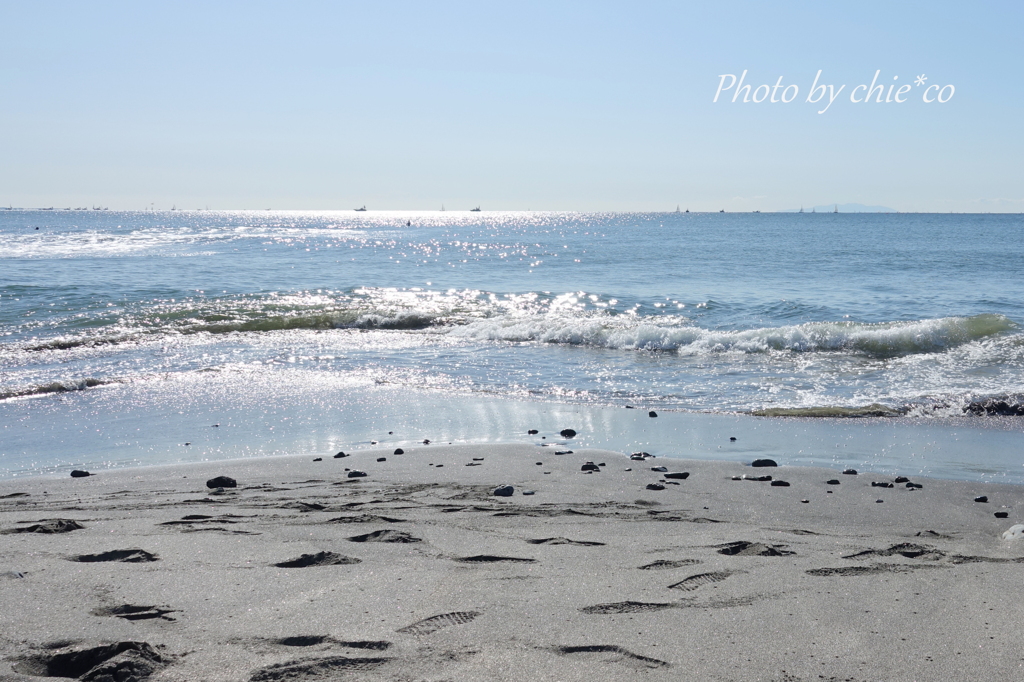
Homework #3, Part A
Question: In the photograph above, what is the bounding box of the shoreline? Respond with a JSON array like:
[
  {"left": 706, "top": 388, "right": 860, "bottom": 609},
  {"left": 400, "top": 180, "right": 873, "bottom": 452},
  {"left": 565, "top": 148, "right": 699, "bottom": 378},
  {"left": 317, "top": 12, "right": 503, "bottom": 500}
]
[{"left": 3, "top": 443, "right": 1024, "bottom": 681}]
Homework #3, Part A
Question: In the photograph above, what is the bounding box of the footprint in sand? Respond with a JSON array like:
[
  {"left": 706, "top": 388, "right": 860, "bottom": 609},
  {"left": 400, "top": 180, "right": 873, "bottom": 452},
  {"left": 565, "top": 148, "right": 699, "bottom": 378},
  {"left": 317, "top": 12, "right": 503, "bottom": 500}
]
[{"left": 397, "top": 611, "right": 481, "bottom": 635}]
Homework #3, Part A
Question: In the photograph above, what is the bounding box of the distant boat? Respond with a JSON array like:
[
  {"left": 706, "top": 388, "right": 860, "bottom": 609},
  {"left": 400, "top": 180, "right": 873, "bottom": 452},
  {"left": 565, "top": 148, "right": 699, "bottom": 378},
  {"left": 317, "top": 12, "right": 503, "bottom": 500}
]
[
  {"left": 799, "top": 206, "right": 804, "bottom": 213},
  {"left": 171, "top": 205, "right": 176, "bottom": 211},
  {"left": 811, "top": 207, "right": 816, "bottom": 213},
  {"left": 675, "top": 205, "right": 680, "bottom": 213},
  {"left": 354, "top": 206, "right": 367, "bottom": 212},
  {"left": 834, "top": 204, "right": 838, "bottom": 213},
  {"left": 719, "top": 209, "right": 725, "bottom": 213},
  {"left": 441, "top": 205, "right": 445, "bottom": 211},
  {"left": 470, "top": 206, "right": 481, "bottom": 212},
  {"left": 685, "top": 209, "right": 689, "bottom": 213}
]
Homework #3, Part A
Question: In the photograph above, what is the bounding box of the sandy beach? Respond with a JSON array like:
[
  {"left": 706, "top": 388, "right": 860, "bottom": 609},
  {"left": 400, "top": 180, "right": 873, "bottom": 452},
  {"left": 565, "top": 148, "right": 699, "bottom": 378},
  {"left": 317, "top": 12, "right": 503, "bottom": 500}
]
[{"left": 3, "top": 439, "right": 1024, "bottom": 681}]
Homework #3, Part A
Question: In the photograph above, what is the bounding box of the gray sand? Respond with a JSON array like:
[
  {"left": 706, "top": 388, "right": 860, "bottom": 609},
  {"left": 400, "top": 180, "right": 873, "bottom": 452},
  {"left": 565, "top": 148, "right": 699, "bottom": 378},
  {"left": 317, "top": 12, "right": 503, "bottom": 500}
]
[{"left": 2, "top": 444, "right": 1023, "bottom": 681}]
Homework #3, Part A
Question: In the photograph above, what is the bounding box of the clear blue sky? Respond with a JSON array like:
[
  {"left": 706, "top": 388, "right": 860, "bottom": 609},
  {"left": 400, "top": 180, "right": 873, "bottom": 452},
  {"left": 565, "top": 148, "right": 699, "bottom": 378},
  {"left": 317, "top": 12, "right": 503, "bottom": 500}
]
[{"left": 1, "top": 1, "right": 1020, "bottom": 211}]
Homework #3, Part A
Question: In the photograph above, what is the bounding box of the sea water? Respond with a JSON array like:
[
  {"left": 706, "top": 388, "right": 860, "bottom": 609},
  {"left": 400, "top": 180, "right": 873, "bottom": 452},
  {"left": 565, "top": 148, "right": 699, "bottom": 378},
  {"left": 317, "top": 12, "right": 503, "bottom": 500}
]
[{"left": 2, "top": 210, "right": 1023, "bottom": 480}]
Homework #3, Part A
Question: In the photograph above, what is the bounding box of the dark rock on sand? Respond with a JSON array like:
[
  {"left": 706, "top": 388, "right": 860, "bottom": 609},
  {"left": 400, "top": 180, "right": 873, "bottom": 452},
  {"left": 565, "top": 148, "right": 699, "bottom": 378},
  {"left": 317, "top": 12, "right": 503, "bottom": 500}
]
[
  {"left": 313, "top": 457, "right": 322, "bottom": 461},
  {"left": 730, "top": 436, "right": 737, "bottom": 441},
  {"left": 906, "top": 481, "right": 923, "bottom": 489},
  {"left": 334, "top": 451, "right": 348, "bottom": 458},
  {"left": 895, "top": 476, "right": 910, "bottom": 483},
  {"left": 528, "top": 429, "right": 539, "bottom": 434},
  {"left": 493, "top": 485, "right": 514, "bottom": 497},
  {"left": 581, "top": 462, "right": 600, "bottom": 472},
  {"left": 872, "top": 482, "right": 894, "bottom": 488},
  {"left": 826, "top": 479, "right": 841, "bottom": 485},
  {"left": 770, "top": 480, "right": 791, "bottom": 487},
  {"left": 651, "top": 466, "right": 668, "bottom": 472},
  {"left": 995, "top": 511, "right": 1009, "bottom": 518},
  {"left": 70, "top": 470, "right": 91, "bottom": 478},
  {"left": 843, "top": 468, "right": 858, "bottom": 475},
  {"left": 72, "top": 549, "right": 158, "bottom": 563},
  {"left": 394, "top": 448, "right": 404, "bottom": 454},
  {"left": 646, "top": 483, "right": 666, "bottom": 491},
  {"left": 206, "top": 476, "right": 236, "bottom": 489},
  {"left": 560, "top": 428, "right": 577, "bottom": 439},
  {"left": 743, "top": 475, "right": 772, "bottom": 482},
  {"left": 649, "top": 411, "right": 658, "bottom": 418},
  {"left": 664, "top": 472, "right": 690, "bottom": 480},
  {"left": 376, "top": 457, "right": 387, "bottom": 462},
  {"left": 347, "top": 470, "right": 368, "bottom": 478},
  {"left": 751, "top": 459, "right": 778, "bottom": 467},
  {"left": 975, "top": 496, "right": 989, "bottom": 503}
]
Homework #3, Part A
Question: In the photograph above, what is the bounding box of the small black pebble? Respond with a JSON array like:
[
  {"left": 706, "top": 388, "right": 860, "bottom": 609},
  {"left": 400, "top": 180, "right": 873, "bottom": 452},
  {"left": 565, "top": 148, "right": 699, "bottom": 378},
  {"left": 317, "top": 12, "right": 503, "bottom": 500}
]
[
  {"left": 536, "top": 462, "right": 543, "bottom": 465},
  {"left": 876, "top": 499, "right": 884, "bottom": 503},
  {"left": 206, "top": 476, "right": 236, "bottom": 488},
  {"left": 729, "top": 436, "right": 737, "bottom": 441},
  {"left": 648, "top": 411, "right": 658, "bottom": 418},
  {"left": 995, "top": 511, "right": 1009, "bottom": 518},
  {"left": 975, "top": 496, "right": 989, "bottom": 503},
  {"left": 895, "top": 476, "right": 910, "bottom": 483},
  {"left": 581, "top": 462, "right": 600, "bottom": 472},
  {"left": 435, "top": 464, "right": 443, "bottom": 468},
  {"left": 70, "top": 470, "right": 91, "bottom": 478},
  {"left": 423, "top": 439, "right": 431, "bottom": 444},
  {"left": 770, "top": 480, "right": 790, "bottom": 487},
  {"left": 843, "top": 469, "right": 858, "bottom": 475},
  {"left": 394, "top": 448, "right": 404, "bottom": 455},
  {"left": 388, "top": 431, "right": 393, "bottom": 434},
  {"left": 598, "top": 462, "right": 606, "bottom": 466},
  {"left": 664, "top": 472, "right": 689, "bottom": 480},
  {"left": 871, "top": 482, "right": 894, "bottom": 488},
  {"left": 472, "top": 457, "right": 484, "bottom": 461},
  {"left": 184, "top": 442, "right": 191, "bottom": 446},
  {"left": 370, "top": 441, "right": 377, "bottom": 445},
  {"left": 528, "top": 429, "right": 538, "bottom": 434},
  {"left": 334, "top": 452, "right": 348, "bottom": 458},
  {"left": 751, "top": 458, "right": 778, "bottom": 467},
  {"left": 313, "top": 457, "right": 322, "bottom": 462},
  {"left": 376, "top": 457, "right": 386, "bottom": 462},
  {"left": 826, "top": 479, "right": 840, "bottom": 485},
  {"left": 801, "top": 499, "right": 809, "bottom": 503},
  {"left": 646, "top": 483, "right": 665, "bottom": 491},
  {"left": 347, "top": 470, "right": 367, "bottom": 478},
  {"left": 906, "top": 482, "right": 923, "bottom": 489},
  {"left": 560, "top": 429, "right": 577, "bottom": 439}
]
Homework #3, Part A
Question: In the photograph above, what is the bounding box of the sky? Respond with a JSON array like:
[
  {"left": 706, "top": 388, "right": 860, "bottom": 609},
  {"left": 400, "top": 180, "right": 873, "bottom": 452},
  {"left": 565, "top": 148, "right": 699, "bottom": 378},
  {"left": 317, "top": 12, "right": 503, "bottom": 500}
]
[{"left": 1, "top": 1, "right": 1021, "bottom": 212}]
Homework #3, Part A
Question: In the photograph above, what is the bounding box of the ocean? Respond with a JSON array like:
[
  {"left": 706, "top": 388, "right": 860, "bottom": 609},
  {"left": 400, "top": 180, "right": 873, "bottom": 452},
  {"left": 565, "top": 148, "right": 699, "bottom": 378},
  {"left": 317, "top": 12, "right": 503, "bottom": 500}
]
[{"left": 2, "top": 210, "right": 1023, "bottom": 480}]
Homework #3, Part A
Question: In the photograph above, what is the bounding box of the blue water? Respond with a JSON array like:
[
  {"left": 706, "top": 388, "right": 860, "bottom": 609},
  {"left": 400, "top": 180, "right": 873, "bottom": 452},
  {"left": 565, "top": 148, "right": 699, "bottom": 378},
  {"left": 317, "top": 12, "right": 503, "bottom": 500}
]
[{"left": 2, "top": 210, "right": 1024, "bottom": 478}]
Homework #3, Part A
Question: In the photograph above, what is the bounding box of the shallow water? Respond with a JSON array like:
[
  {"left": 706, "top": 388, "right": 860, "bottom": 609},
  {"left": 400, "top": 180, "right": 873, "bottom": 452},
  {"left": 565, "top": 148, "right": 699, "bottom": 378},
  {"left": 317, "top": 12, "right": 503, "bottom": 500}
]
[{"left": 2, "top": 210, "right": 1023, "bottom": 479}]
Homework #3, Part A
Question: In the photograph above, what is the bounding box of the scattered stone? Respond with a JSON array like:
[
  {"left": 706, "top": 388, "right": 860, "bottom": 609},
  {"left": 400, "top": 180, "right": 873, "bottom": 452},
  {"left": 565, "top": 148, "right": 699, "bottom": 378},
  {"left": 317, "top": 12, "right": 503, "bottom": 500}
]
[
  {"left": 472, "top": 457, "right": 484, "bottom": 461},
  {"left": 598, "top": 462, "right": 606, "bottom": 467},
  {"left": 625, "top": 468, "right": 632, "bottom": 471},
  {"left": 664, "top": 472, "right": 689, "bottom": 480},
  {"left": 894, "top": 476, "right": 910, "bottom": 483},
  {"left": 376, "top": 457, "right": 387, "bottom": 462},
  {"left": 435, "top": 464, "right": 443, "bottom": 467},
  {"left": 528, "top": 429, "right": 539, "bottom": 434},
  {"left": 648, "top": 411, "right": 658, "bottom": 418},
  {"left": 536, "top": 462, "right": 543, "bottom": 465},
  {"left": 743, "top": 475, "right": 772, "bottom": 482},
  {"left": 995, "top": 511, "right": 1009, "bottom": 519},
  {"left": 906, "top": 482, "right": 923, "bottom": 489},
  {"left": 347, "top": 529, "right": 421, "bottom": 543},
  {"left": 560, "top": 428, "right": 577, "bottom": 439},
  {"left": 646, "top": 484, "right": 665, "bottom": 491},
  {"left": 770, "top": 480, "right": 791, "bottom": 487},
  {"left": 423, "top": 439, "right": 431, "bottom": 444},
  {"left": 581, "top": 462, "right": 600, "bottom": 472},
  {"left": 522, "top": 490, "right": 536, "bottom": 496},
  {"left": 313, "top": 457, "right": 322, "bottom": 461},
  {"left": 70, "top": 470, "right": 91, "bottom": 478},
  {"left": 843, "top": 468, "right": 858, "bottom": 475},
  {"left": 334, "top": 452, "right": 348, "bottom": 458},
  {"left": 871, "top": 482, "right": 894, "bottom": 488},
  {"left": 729, "top": 436, "right": 737, "bottom": 441},
  {"left": 555, "top": 450, "right": 573, "bottom": 455},
  {"left": 465, "top": 462, "right": 481, "bottom": 467},
  {"left": 347, "top": 470, "right": 368, "bottom": 478},
  {"left": 275, "top": 551, "right": 361, "bottom": 567},
  {"left": 975, "top": 496, "right": 989, "bottom": 503},
  {"left": 394, "top": 448, "right": 404, "bottom": 455},
  {"left": 826, "top": 479, "right": 840, "bottom": 485},
  {"left": 206, "top": 476, "right": 236, "bottom": 489},
  {"left": 651, "top": 466, "right": 668, "bottom": 472},
  {"left": 751, "top": 459, "right": 778, "bottom": 467},
  {"left": 493, "top": 485, "right": 514, "bottom": 497},
  {"left": 801, "top": 499, "right": 809, "bottom": 503},
  {"left": 876, "top": 499, "right": 884, "bottom": 503}
]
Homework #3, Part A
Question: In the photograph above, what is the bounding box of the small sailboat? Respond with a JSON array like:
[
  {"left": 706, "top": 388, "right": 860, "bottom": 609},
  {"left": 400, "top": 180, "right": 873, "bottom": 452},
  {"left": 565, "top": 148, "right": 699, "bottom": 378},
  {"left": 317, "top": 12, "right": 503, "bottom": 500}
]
[
  {"left": 441, "top": 204, "right": 445, "bottom": 211},
  {"left": 811, "top": 207, "right": 816, "bottom": 213},
  {"left": 834, "top": 204, "right": 838, "bottom": 213},
  {"left": 799, "top": 206, "right": 804, "bottom": 213},
  {"left": 354, "top": 206, "right": 367, "bottom": 211},
  {"left": 675, "top": 205, "right": 680, "bottom": 213},
  {"left": 470, "top": 206, "right": 481, "bottom": 212}
]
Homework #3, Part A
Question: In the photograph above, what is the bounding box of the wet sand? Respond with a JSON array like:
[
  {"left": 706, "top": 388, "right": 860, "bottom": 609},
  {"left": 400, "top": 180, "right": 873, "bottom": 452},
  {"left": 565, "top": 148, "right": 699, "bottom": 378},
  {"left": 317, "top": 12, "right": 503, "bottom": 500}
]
[{"left": 3, "top": 442, "right": 1024, "bottom": 681}]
